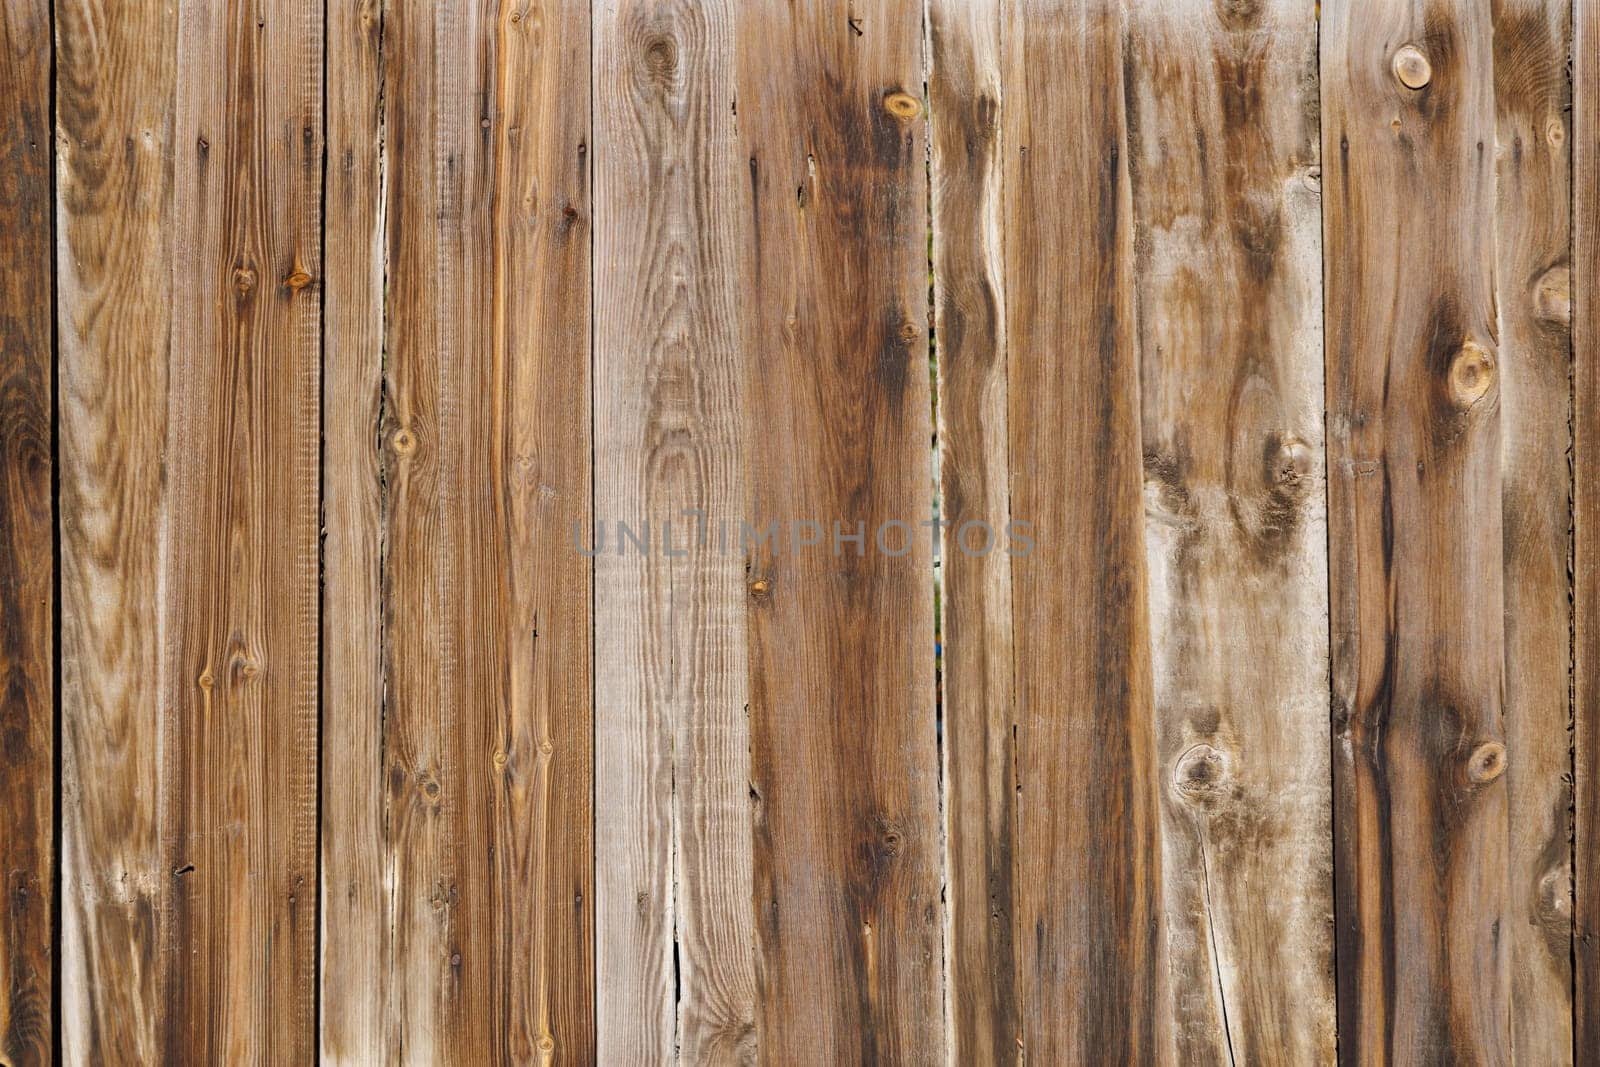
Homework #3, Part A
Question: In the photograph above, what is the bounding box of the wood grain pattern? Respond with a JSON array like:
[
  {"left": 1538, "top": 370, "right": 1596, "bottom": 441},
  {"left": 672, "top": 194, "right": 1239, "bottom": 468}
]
[
  {"left": 0, "top": 0, "right": 53, "bottom": 1060},
  {"left": 1576, "top": 1, "right": 1600, "bottom": 1060},
  {"left": 320, "top": 0, "right": 387, "bottom": 1058},
  {"left": 736, "top": 2, "right": 945, "bottom": 1060},
  {"left": 1124, "top": 0, "right": 1333, "bottom": 1061},
  {"left": 1491, "top": 1, "right": 1575, "bottom": 1062},
  {"left": 379, "top": 0, "right": 592, "bottom": 1060},
  {"left": 1002, "top": 1, "right": 1166, "bottom": 1060},
  {"left": 593, "top": 1, "right": 757, "bottom": 1063},
  {"left": 926, "top": 0, "right": 1016, "bottom": 1061},
  {"left": 1322, "top": 1, "right": 1510, "bottom": 1061},
  {"left": 56, "top": 0, "right": 176, "bottom": 1056}
]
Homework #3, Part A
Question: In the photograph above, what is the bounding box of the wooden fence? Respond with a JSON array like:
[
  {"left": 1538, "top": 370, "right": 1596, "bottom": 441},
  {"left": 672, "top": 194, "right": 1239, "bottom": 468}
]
[{"left": 1, "top": 0, "right": 1598, "bottom": 1062}]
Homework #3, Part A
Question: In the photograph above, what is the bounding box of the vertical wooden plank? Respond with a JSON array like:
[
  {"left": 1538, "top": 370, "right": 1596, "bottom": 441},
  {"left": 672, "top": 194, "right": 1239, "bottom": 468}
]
[
  {"left": 1002, "top": 1, "right": 1166, "bottom": 1060},
  {"left": 56, "top": 0, "right": 175, "bottom": 1057},
  {"left": 593, "top": 1, "right": 758, "bottom": 1063},
  {"left": 1575, "top": 0, "right": 1600, "bottom": 1059},
  {"left": 1122, "top": 0, "right": 1333, "bottom": 1061},
  {"left": 1491, "top": 1, "right": 1575, "bottom": 1062},
  {"left": 0, "top": 0, "right": 53, "bottom": 1060},
  {"left": 736, "top": 2, "right": 945, "bottom": 1060},
  {"left": 162, "top": 0, "right": 323, "bottom": 1059},
  {"left": 926, "top": 0, "right": 1017, "bottom": 1062},
  {"left": 1322, "top": 2, "right": 1510, "bottom": 1061},
  {"left": 321, "top": 0, "right": 388, "bottom": 1058},
  {"left": 381, "top": 0, "right": 593, "bottom": 1059}
]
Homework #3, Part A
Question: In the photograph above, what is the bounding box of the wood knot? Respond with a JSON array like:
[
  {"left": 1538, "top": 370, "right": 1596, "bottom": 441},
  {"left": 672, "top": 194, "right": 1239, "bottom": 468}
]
[
  {"left": 232, "top": 267, "right": 257, "bottom": 294},
  {"left": 1447, "top": 342, "right": 1495, "bottom": 410},
  {"left": 1533, "top": 265, "right": 1570, "bottom": 325},
  {"left": 283, "top": 261, "right": 313, "bottom": 291},
  {"left": 748, "top": 577, "right": 771, "bottom": 598},
  {"left": 883, "top": 91, "right": 921, "bottom": 120},
  {"left": 1547, "top": 116, "right": 1566, "bottom": 148},
  {"left": 1393, "top": 45, "right": 1432, "bottom": 90},
  {"left": 1466, "top": 741, "right": 1506, "bottom": 784},
  {"left": 1173, "top": 744, "right": 1228, "bottom": 803},
  {"left": 392, "top": 428, "right": 416, "bottom": 455}
]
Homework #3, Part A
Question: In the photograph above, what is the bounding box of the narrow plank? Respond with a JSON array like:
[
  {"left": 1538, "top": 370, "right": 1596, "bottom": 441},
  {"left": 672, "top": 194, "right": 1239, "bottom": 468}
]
[
  {"left": 736, "top": 2, "right": 945, "bottom": 1059},
  {"left": 593, "top": 0, "right": 758, "bottom": 1063},
  {"left": 56, "top": 0, "right": 176, "bottom": 1059},
  {"left": 0, "top": 0, "right": 53, "bottom": 1060},
  {"left": 1490, "top": 1, "right": 1575, "bottom": 1062},
  {"left": 320, "top": 0, "right": 388, "bottom": 1058},
  {"left": 1321, "top": 2, "right": 1510, "bottom": 1061},
  {"left": 1002, "top": 1, "right": 1166, "bottom": 1060},
  {"left": 162, "top": 0, "right": 324, "bottom": 1059},
  {"left": 381, "top": 1, "right": 593, "bottom": 1059},
  {"left": 1122, "top": 0, "right": 1333, "bottom": 1061},
  {"left": 1575, "top": 0, "right": 1600, "bottom": 1058},
  {"left": 925, "top": 0, "right": 1017, "bottom": 1061}
]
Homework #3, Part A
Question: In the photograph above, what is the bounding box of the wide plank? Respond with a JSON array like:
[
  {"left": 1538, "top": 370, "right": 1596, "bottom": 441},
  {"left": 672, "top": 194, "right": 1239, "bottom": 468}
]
[
  {"left": 1322, "top": 1, "right": 1509, "bottom": 1060},
  {"left": 0, "top": 0, "right": 53, "bottom": 1060}
]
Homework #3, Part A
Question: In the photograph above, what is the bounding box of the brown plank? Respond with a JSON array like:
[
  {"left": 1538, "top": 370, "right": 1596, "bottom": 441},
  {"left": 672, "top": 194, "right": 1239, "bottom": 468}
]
[
  {"left": 1491, "top": 1, "right": 1576, "bottom": 1062},
  {"left": 56, "top": 0, "right": 175, "bottom": 1060},
  {"left": 592, "top": 0, "right": 758, "bottom": 1063},
  {"left": 379, "top": 0, "right": 593, "bottom": 1059},
  {"left": 1123, "top": 0, "right": 1333, "bottom": 1061},
  {"left": 320, "top": 0, "right": 388, "bottom": 1057},
  {"left": 1321, "top": 2, "right": 1510, "bottom": 1061},
  {"left": 0, "top": 0, "right": 53, "bottom": 1060},
  {"left": 160, "top": 0, "right": 324, "bottom": 1058},
  {"left": 926, "top": 0, "right": 1017, "bottom": 1061},
  {"left": 1002, "top": 1, "right": 1166, "bottom": 1060},
  {"left": 735, "top": 1, "right": 945, "bottom": 1059},
  {"left": 1576, "top": 0, "right": 1600, "bottom": 1060}
]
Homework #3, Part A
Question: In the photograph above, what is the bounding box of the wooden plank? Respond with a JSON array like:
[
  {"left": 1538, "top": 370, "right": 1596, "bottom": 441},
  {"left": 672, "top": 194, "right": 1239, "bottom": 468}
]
[
  {"left": 55, "top": 0, "right": 175, "bottom": 1059},
  {"left": 1002, "top": 2, "right": 1166, "bottom": 1060},
  {"left": 1321, "top": 2, "right": 1510, "bottom": 1061},
  {"left": 160, "top": 0, "right": 324, "bottom": 1059},
  {"left": 380, "top": 1, "right": 593, "bottom": 1059},
  {"left": 592, "top": 1, "right": 758, "bottom": 1063},
  {"left": 1491, "top": 1, "right": 1575, "bottom": 1062},
  {"left": 0, "top": 0, "right": 53, "bottom": 1060},
  {"left": 320, "top": 0, "right": 388, "bottom": 1058},
  {"left": 926, "top": 0, "right": 1017, "bottom": 1061},
  {"left": 735, "top": 2, "right": 944, "bottom": 1060},
  {"left": 1575, "top": 0, "right": 1600, "bottom": 1059},
  {"left": 1122, "top": 0, "right": 1333, "bottom": 1061}
]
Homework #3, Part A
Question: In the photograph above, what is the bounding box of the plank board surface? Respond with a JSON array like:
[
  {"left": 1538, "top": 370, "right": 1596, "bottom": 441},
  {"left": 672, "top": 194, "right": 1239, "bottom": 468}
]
[
  {"left": 1124, "top": 0, "right": 1334, "bottom": 1061},
  {"left": 375, "top": 1, "right": 593, "bottom": 1061},
  {"left": 1002, "top": 1, "right": 1166, "bottom": 1060},
  {"left": 0, "top": 0, "right": 53, "bottom": 1060},
  {"left": 1321, "top": 2, "right": 1510, "bottom": 1060}
]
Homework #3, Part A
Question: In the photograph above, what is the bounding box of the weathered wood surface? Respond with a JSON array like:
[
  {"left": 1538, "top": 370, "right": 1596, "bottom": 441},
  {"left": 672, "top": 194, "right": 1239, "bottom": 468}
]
[
  {"left": 375, "top": 0, "right": 593, "bottom": 1061},
  {"left": 1003, "top": 1, "right": 1166, "bottom": 1061},
  {"left": 593, "top": 1, "right": 757, "bottom": 1063},
  {"left": 927, "top": 0, "right": 1016, "bottom": 1061},
  {"left": 0, "top": 0, "right": 53, "bottom": 1060},
  {"left": 1125, "top": 0, "right": 1334, "bottom": 1062}
]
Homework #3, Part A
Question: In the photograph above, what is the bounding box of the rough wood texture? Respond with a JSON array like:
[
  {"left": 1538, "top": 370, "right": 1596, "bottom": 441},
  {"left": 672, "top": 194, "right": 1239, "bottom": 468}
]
[
  {"left": 1002, "top": 1, "right": 1166, "bottom": 1060},
  {"left": 0, "top": 0, "right": 53, "bottom": 1060},
  {"left": 593, "top": 1, "right": 758, "bottom": 1063},
  {"left": 1124, "top": 0, "right": 1334, "bottom": 1061},
  {"left": 737, "top": 2, "right": 945, "bottom": 1060},
  {"left": 927, "top": 0, "right": 1016, "bottom": 1061},
  {"left": 1322, "top": 2, "right": 1511, "bottom": 1061},
  {"left": 56, "top": 0, "right": 176, "bottom": 1057},
  {"left": 320, "top": 0, "right": 387, "bottom": 1058},
  {"left": 1492, "top": 1, "right": 1575, "bottom": 1062},
  {"left": 378, "top": 0, "right": 593, "bottom": 1060},
  {"left": 1576, "top": 1, "right": 1600, "bottom": 1060}
]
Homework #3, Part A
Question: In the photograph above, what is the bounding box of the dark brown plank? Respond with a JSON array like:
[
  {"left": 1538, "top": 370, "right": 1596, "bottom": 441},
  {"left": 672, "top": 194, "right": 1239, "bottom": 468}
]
[
  {"left": 1002, "top": 0, "right": 1166, "bottom": 1060},
  {"left": 1322, "top": 1, "right": 1509, "bottom": 1060},
  {"left": 736, "top": 1, "right": 945, "bottom": 1059},
  {"left": 0, "top": 0, "right": 53, "bottom": 1060}
]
